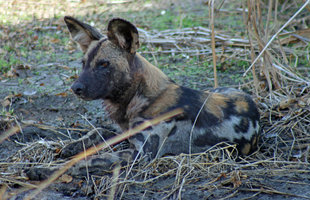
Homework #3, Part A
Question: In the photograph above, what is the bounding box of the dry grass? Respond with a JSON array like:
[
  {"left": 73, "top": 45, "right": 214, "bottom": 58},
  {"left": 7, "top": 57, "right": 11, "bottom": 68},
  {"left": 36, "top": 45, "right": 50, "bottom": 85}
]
[{"left": 1, "top": 0, "right": 310, "bottom": 199}]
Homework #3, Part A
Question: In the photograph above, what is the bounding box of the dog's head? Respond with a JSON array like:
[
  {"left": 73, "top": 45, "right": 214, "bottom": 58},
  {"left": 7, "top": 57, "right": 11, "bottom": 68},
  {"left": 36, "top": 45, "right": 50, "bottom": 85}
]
[{"left": 64, "top": 16, "right": 140, "bottom": 101}]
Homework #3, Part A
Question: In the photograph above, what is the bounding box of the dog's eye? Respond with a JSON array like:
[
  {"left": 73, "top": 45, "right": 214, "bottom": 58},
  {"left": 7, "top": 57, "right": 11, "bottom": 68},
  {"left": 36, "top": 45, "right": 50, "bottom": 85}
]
[
  {"left": 97, "top": 60, "right": 110, "bottom": 68},
  {"left": 101, "top": 61, "right": 109, "bottom": 67}
]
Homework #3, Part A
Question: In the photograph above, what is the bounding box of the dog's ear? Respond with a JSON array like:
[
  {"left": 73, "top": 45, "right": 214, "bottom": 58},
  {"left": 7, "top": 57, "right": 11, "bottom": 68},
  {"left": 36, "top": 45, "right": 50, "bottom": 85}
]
[
  {"left": 64, "top": 16, "right": 103, "bottom": 53},
  {"left": 107, "top": 18, "right": 139, "bottom": 54}
]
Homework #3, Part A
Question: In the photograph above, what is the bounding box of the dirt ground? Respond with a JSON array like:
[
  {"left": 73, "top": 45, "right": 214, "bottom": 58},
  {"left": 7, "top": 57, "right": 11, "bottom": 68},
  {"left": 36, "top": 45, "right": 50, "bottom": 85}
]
[
  {"left": 1, "top": 0, "right": 310, "bottom": 199},
  {"left": 1, "top": 84, "right": 310, "bottom": 200}
]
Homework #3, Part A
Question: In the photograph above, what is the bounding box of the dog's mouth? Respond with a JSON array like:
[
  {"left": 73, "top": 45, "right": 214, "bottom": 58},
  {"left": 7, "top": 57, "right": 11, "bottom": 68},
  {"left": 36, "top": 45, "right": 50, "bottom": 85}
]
[
  {"left": 75, "top": 94, "right": 93, "bottom": 101},
  {"left": 73, "top": 91, "right": 104, "bottom": 101},
  {"left": 71, "top": 90, "right": 92, "bottom": 101}
]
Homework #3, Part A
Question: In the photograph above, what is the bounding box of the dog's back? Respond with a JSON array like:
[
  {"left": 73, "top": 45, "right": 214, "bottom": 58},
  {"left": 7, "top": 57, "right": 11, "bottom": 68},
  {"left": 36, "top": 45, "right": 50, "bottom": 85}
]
[{"left": 128, "top": 82, "right": 260, "bottom": 158}]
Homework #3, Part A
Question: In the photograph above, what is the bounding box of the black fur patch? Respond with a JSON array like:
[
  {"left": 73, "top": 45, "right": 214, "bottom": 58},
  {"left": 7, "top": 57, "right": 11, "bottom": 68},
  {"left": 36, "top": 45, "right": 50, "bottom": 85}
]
[
  {"left": 143, "top": 135, "right": 160, "bottom": 158},
  {"left": 130, "top": 133, "right": 145, "bottom": 143},
  {"left": 168, "top": 126, "right": 177, "bottom": 137},
  {"left": 236, "top": 95, "right": 260, "bottom": 127},
  {"left": 234, "top": 136, "right": 258, "bottom": 155},
  {"left": 89, "top": 132, "right": 98, "bottom": 140},
  {"left": 234, "top": 117, "right": 250, "bottom": 133},
  {"left": 91, "top": 157, "right": 112, "bottom": 167},
  {"left": 86, "top": 39, "right": 107, "bottom": 68},
  {"left": 132, "top": 150, "right": 140, "bottom": 159},
  {"left": 193, "top": 130, "right": 227, "bottom": 147},
  {"left": 170, "top": 87, "right": 220, "bottom": 127}
]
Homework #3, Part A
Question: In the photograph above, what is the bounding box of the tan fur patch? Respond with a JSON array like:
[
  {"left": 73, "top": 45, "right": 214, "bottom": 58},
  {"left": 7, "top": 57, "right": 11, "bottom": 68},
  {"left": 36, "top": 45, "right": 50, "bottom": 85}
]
[
  {"left": 234, "top": 99, "right": 249, "bottom": 113},
  {"left": 73, "top": 32, "right": 93, "bottom": 53},
  {"left": 115, "top": 32, "right": 127, "bottom": 49},
  {"left": 252, "top": 135, "right": 257, "bottom": 146},
  {"left": 103, "top": 100, "right": 118, "bottom": 116},
  {"left": 205, "top": 92, "right": 228, "bottom": 119},
  {"left": 241, "top": 143, "right": 251, "bottom": 155},
  {"left": 103, "top": 100, "right": 128, "bottom": 130},
  {"left": 65, "top": 18, "right": 93, "bottom": 53},
  {"left": 143, "top": 84, "right": 180, "bottom": 117},
  {"left": 109, "top": 56, "right": 130, "bottom": 73},
  {"left": 137, "top": 53, "right": 169, "bottom": 96},
  {"left": 119, "top": 150, "right": 133, "bottom": 161}
]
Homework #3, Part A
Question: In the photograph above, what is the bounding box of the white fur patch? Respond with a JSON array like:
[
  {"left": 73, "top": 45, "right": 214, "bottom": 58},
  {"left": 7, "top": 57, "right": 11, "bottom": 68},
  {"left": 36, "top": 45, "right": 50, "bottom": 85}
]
[{"left": 211, "top": 116, "right": 255, "bottom": 141}]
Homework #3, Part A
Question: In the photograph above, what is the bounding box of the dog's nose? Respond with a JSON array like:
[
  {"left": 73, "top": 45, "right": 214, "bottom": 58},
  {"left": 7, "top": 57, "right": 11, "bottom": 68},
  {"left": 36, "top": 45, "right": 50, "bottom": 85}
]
[{"left": 71, "top": 82, "right": 85, "bottom": 96}]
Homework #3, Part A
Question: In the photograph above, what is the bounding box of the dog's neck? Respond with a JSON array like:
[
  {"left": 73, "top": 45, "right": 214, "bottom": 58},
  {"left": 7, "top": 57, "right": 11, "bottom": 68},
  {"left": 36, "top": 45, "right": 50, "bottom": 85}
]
[
  {"left": 135, "top": 53, "right": 170, "bottom": 98},
  {"left": 103, "top": 53, "right": 171, "bottom": 130}
]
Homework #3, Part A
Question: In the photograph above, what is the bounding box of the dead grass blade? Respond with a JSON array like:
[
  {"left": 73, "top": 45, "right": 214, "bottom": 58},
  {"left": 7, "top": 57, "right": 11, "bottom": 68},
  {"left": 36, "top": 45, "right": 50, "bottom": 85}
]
[
  {"left": 24, "top": 108, "right": 183, "bottom": 200},
  {"left": 0, "top": 177, "right": 37, "bottom": 189},
  {"left": 107, "top": 165, "right": 121, "bottom": 200}
]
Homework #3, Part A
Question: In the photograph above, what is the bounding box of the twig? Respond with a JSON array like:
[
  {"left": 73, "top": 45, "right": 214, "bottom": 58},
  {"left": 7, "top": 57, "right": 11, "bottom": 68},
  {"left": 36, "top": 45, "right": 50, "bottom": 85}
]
[
  {"left": 239, "top": 188, "right": 310, "bottom": 200},
  {"left": 209, "top": 0, "right": 218, "bottom": 88},
  {"left": 0, "top": 177, "right": 37, "bottom": 189}
]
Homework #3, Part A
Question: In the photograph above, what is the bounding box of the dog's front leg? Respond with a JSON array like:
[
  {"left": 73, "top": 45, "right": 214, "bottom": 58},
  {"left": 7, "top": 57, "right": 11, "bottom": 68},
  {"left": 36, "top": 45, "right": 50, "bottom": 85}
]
[{"left": 25, "top": 149, "right": 136, "bottom": 180}]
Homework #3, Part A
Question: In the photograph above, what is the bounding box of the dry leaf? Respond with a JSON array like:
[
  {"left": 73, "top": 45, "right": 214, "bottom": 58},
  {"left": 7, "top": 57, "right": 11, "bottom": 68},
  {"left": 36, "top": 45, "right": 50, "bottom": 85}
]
[
  {"left": 56, "top": 92, "right": 68, "bottom": 97},
  {"left": 16, "top": 64, "right": 31, "bottom": 70},
  {"left": 61, "top": 65, "right": 70, "bottom": 70},
  {"left": 5, "top": 68, "right": 18, "bottom": 78},
  {"left": 56, "top": 117, "right": 64, "bottom": 121},
  {"left": 55, "top": 148, "right": 62, "bottom": 154},
  {"left": 71, "top": 122, "right": 81, "bottom": 128},
  {"left": 69, "top": 74, "right": 79, "bottom": 80},
  {"left": 77, "top": 180, "right": 83, "bottom": 187},
  {"left": 232, "top": 179, "right": 242, "bottom": 188},
  {"left": 59, "top": 174, "right": 73, "bottom": 183},
  {"left": 51, "top": 38, "right": 60, "bottom": 43},
  {"left": 215, "top": 173, "right": 227, "bottom": 181},
  {"left": 4, "top": 93, "right": 22, "bottom": 100},
  {"left": 279, "top": 98, "right": 296, "bottom": 110},
  {"left": 1, "top": 99, "right": 11, "bottom": 107}
]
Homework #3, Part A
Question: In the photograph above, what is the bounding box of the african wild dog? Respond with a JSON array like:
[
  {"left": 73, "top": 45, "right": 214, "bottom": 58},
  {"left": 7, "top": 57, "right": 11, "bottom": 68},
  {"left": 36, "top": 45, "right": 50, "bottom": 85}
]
[{"left": 26, "top": 16, "right": 260, "bottom": 180}]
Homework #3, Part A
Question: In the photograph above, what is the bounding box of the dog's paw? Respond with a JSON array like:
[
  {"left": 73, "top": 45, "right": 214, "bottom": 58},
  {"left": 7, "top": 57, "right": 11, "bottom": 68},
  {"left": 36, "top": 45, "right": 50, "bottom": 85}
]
[
  {"left": 60, "top": 141, "right": 84, "bottom": 158},
  {"left": 25, "top": 167, "right": 56, "bottom": 181}
]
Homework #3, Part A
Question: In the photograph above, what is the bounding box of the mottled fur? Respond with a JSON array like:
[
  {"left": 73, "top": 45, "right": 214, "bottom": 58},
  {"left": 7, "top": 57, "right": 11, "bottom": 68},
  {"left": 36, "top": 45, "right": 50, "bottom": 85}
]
[{"left": 26, "top": 16, "right": 260, "bottom": 180}]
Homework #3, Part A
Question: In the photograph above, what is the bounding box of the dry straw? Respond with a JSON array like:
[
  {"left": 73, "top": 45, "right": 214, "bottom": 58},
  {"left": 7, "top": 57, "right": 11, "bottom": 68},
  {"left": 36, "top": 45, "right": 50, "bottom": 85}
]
[{"left": 24, "top": 109, "right": 183, "bottom": 199}]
